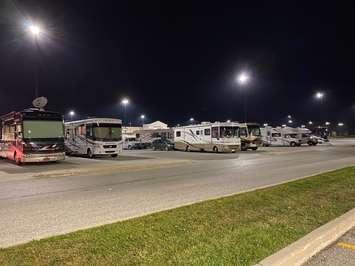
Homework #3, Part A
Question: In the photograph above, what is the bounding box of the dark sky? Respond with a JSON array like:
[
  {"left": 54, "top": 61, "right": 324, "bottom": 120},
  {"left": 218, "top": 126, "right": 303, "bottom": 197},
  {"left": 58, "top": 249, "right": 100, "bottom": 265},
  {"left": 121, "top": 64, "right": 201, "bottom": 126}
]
[{"left": 0, "top": 0, "right": 354, "bottom": 127}]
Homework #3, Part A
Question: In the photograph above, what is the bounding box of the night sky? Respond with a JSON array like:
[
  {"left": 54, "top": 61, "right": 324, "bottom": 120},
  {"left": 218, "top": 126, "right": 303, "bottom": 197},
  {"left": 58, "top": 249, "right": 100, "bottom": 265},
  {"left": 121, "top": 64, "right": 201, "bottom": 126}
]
[{"left": 0, "top": 1, "right": 354, "bottom": 127}]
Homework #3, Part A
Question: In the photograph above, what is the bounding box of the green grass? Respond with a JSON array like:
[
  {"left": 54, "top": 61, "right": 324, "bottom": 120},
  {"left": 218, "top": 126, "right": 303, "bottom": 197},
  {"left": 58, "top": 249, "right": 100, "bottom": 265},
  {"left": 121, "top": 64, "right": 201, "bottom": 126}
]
[{"left": 1, "top": 167, "right": 355, "bottom": 265}]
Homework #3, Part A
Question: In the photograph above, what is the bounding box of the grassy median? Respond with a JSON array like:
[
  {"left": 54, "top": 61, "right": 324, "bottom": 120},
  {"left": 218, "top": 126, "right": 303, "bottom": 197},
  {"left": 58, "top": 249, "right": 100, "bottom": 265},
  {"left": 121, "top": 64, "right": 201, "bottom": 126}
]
[{"left": 1, "top": 167, "right": 355, "bottom": 265}]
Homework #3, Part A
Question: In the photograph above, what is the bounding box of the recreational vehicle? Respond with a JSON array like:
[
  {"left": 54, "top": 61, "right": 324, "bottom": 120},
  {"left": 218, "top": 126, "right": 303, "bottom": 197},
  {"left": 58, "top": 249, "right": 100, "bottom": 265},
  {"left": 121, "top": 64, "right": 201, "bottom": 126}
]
[
  {"left": 174, "top": 122, "right": 241, "bottom": 153},
  {"left": 0, "top": 108, "right": 65, "bottom": 164},
  {"left": 65, "top": 118, "right": 123, "bottom": 158},
  {"left": 261, "top": 126, "right": 317, "bottom": 147},
  {"left": 238, "top": 123, "right": 262, "bottom": 151}
]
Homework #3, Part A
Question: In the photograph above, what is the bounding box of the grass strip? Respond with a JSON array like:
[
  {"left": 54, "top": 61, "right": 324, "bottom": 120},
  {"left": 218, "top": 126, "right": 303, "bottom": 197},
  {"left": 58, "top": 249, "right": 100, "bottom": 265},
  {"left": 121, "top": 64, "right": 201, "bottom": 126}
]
[{"left": 1, "top": 167, "right": 355, "bottom": 265}]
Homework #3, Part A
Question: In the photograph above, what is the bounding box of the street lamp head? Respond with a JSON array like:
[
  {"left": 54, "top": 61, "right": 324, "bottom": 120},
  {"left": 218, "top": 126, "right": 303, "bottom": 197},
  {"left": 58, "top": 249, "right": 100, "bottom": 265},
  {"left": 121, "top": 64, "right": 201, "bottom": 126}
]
[
  {"left": 315, "top": 91, "right": 324, "bottom": 100},
  {"left": 189, "top": 117, "right": 194, "bottom": 122},
  {"left": 325, "top": 121, "right": 330, "bottom": 126},
  {"left": 308, "top": 121, "right": 313, "bottom": 125},
  {"left": 338, "top": 122, "right": 344, "bottom": 127},
  {"left": 236, "top": 71, "right": 250, "bottom": 85},
  {"left": 140, "top": 114, "right": 145, "bottom": 120},
  {"left": 288, "top": 119, "right": 293, "bottom": 124},
  {"left": 69, "top": 110, "right": 75, "bottom": 116},
  {"left": 26, "top": 22, "right": 43, "bottom": 37},
  {"left": 121, "top": 98, "right": 129, "bottom": 106},
  {"left": 287, "top": 115, "right": 292, "bottom": 119},
  {"left": 226, "top": 119, "right": 231, "bottom": 123}
]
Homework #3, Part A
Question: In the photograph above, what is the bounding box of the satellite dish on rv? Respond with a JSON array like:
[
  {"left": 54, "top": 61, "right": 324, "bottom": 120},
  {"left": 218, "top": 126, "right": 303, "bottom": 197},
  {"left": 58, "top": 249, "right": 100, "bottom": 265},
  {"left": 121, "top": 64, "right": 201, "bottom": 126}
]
[{"left": 32, "top": 97, "right": 48, "bottom": 110}]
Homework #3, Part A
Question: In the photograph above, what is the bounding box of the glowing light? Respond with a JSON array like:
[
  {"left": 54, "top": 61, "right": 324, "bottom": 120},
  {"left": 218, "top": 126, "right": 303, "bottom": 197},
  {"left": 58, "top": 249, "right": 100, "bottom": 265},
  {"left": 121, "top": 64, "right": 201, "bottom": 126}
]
[
  {"left": 121, "top": 98, "right": 130, "bottom": 105},
  {"left": 69, "top": 110, "right": 75, "bottom": 116},
  {"left": 315, "top": 91, "right": 324, "bottom": 100},
  {"left": 301, "top": 125, "right": 305, "bottom": 128},
  {"left": 325, "top": 121, "right": 330, "bottom": 126},
  {"left": 226, "top": 119, "right": 231, "bottom": 123},
  {"left": 189, "top": 118, "right": 194, "bottom": 122},
  {"left": 236, "top": 71, "right": 250, "bottom": 85},
  {"left": 288, "top": 120, "right": 293, "bottom": 124},
  {"left": 140, "top": 114, "right": 145, "bottom": 120},
  {"left": 338, "top": 122, "right": 344, "bottom": 127},
  {"left": 308, "top": 121, "right": 313, "bottom": 125},
  {"left": 282, "top": 124, "right": 286, "bottom": 127}
]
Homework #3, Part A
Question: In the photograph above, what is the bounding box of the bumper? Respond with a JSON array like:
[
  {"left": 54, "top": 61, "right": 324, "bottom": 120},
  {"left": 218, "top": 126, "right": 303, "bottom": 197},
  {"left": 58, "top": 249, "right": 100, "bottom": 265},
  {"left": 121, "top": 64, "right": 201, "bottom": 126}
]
[
  {"left": 93, "top": 148, "right": 122, "bottom": 155},
  {"left": 222, "top": 145, "right": 240, "bottom": 153},
  {"left": 22, "top": 152, "right": 65, "bottom": 163}
]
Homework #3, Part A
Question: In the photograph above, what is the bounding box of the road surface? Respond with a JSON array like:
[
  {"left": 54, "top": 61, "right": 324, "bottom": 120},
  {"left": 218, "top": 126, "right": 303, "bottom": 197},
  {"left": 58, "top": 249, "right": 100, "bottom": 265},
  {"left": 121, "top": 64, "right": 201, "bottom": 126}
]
[{"left": 0, "top": 140, "right": 354, "bottom": 247}]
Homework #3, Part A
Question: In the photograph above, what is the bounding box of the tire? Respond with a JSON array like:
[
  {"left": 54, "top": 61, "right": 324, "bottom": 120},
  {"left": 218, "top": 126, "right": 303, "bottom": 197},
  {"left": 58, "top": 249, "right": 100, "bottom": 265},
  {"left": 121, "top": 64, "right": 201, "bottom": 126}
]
[
  {"left": 164, "top": 146, "right": 169, "bottom": 151},
  {"left": 111, "top": 154, "right": 118, "bottom": 158},
  {"left": 87, "top": 149, "right": 93, "bottom": 159},
  {"left": 251, "top": 147, "right": 258, "bottom": 151},
  {"left": 290, "top": 142, "right": 296, "bottom": 147},
  {"left": 14, "top": 152, "right": 22, "bottom": 165},
  {"left": 213, "top": 146, "right": 218, "bottom": 153}
]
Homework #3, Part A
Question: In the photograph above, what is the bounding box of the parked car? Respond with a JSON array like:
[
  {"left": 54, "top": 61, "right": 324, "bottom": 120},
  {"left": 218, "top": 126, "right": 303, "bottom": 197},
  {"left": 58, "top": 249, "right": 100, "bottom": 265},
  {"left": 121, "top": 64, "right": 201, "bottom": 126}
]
[{"left": 152, "top": 138, "right": 174, "bottom": 151}]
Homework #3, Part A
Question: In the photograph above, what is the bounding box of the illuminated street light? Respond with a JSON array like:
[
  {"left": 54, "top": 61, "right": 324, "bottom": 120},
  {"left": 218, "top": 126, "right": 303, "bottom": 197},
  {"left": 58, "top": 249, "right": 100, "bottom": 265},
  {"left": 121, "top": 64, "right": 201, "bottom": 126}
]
[
  {"left": 189, "top": 117, "right": 194, "bottom": 122},
  {"left": 226, "top": 119, "right": 231, "bottom": 123},
  {"left": 338, "top": 122, "right": 344, "bottom": 127},
  {"left": 28, "top": 24, "right": 42, "bottom": 36},
  {"left": 69, "top": 110, "right": 75, "bottom": 117},
  {"left": 287, "top": 115, "right": 292, "bottom": 119},
  {"left": 325, "top": 121, "right": 330, "bottom": 126},
  {"left": 263, "top": 123, "right": 268, "bottom": 127},
  {"left": 120, "top": 97, "right": 130, "bottom": 125},
  {"left": 121, "top": 98, "right": 130, "bottom": 106},
  {"left": 236, "top": 71, "right": 251, "bottom": 122},
  {"left": 282, "top": 124, "right": 287, "bottom": 127},
  {"left": 315, "top": 91, "right": 325, "bottom": 100},
  {"left": 308, "top": 121, "right": 313, "bottom": 125},
  {"left": 140, "top": 114, "right": 145, "bottom": 120},
  {"left": 288, "top": 119, "right": 293, "bottom": 124},
  {"left": 301, "top": 125, "right": 306, "bottom": 128},
  {"left": 236, "top": 71, "right": 250, "bottom": 85}
]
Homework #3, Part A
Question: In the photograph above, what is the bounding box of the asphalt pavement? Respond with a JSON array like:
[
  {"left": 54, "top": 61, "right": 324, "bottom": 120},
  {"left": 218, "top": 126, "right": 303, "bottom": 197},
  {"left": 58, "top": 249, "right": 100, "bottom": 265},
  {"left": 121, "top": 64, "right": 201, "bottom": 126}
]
[
  {"left": 304, "top": 227, "right": 355, "bottom": 266},
  {"left": 0, "top": 140, "right": 354, "bottom": 248}
]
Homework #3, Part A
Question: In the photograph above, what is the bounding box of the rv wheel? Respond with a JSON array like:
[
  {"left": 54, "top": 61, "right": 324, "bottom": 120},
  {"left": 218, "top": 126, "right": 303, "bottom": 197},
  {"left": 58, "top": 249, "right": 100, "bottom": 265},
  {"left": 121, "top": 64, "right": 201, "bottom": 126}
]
[
  {"left": 87, "top": 149, "right": 93, "bottom": 159},
  {"left": 185, "top": 146, "right": 189, "bottom": 152},
  {"left": 213, "top": 146, "right": 218, "bottom": 153},
  {"left": 111, "top": 154, "right": 118, "bottom": 158},
  {"left": 290, "top": 142, "right": 296, "bottom": 147},
  {"left": 14, "top": 153, "right": 22, "bottom": 165}
]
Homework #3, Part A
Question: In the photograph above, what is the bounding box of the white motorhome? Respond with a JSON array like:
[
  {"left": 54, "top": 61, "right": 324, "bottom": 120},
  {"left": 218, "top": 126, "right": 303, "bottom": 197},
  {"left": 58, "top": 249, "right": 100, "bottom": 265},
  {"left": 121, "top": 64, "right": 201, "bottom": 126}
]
[
  {"left": 261, "top": 126, "right": 317, "bottom": 147},
  {"left": 65, "top": 118, "right": 123, "bottom": 158},
  {"left": 174, "top": 122, "right": 241, "bottom": 153},
  {"left": 238, "top": 123, "right": 262, "bottom": 150}
]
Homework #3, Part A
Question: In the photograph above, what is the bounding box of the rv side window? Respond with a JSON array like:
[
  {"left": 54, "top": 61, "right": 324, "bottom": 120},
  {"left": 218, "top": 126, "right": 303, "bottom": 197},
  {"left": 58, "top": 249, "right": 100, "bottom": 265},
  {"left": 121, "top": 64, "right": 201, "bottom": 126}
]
[
  {"left": 196, "top": 130, "right": 199, "bottom": 135},
  {"left": 204, "top": 128, "right": 211, "bottom": 135},
  {"left": 176, "top": 131, "right": 181, "bottom": 137},
  {"left": 212, "top": 127, "right": 219, "bottom": 138},
  {"left": 271, "top": 133, "right": 281, "bottom": 137}
]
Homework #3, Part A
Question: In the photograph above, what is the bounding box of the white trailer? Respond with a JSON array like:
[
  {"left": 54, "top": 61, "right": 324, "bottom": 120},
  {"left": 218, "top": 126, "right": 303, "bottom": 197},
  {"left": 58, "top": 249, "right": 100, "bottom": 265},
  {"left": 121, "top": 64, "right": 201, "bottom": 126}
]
[
  {"left": 65, "top": 118, "right": 123, "bottom": 158},
  {"left": 174, "top": 122, "right": 241, "bottom": 153},
  {"left": 261, "top": 126, "right": 317, "bottom": 147}
]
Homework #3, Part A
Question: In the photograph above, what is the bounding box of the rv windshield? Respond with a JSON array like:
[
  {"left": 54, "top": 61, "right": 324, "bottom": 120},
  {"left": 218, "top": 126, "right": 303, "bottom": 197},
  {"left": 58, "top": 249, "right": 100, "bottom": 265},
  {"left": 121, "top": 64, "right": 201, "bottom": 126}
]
[
  {"left": 93, "top": 123, "right": 122, "bottom": 141},
  {"left": 23, "top": 120, "right": 64, "bottom": 139},
  {"left": 220, "top": 127, "right": 239, "bottom": 138},
  {"left": 247, "top": 125, "right": 261, "bottom": 136}
]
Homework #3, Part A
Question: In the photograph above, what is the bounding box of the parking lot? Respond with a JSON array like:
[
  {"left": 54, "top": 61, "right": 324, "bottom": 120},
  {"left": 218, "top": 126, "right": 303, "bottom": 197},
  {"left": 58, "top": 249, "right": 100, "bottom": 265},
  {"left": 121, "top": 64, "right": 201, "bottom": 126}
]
[{"left": 0, "top": 139, "right": 354, "bottom": 248}]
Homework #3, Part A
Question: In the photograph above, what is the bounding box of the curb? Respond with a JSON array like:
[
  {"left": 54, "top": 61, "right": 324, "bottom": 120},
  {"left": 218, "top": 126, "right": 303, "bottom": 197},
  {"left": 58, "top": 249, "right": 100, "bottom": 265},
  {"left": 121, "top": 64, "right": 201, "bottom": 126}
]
[{"left": 257, "top": 208, "right": 355, "bottom": 266}]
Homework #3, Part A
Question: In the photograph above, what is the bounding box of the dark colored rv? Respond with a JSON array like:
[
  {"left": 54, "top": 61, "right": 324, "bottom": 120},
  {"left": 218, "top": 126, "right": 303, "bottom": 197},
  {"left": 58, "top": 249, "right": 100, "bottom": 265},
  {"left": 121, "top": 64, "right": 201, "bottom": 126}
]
[{"left": 0, "top": 108, "right": 65, "bottom": 164}]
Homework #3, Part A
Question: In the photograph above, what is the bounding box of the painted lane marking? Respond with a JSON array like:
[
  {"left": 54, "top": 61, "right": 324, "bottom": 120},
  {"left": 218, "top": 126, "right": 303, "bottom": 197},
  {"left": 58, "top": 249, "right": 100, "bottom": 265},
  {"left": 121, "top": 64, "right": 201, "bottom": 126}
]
[{"left": 337, "top": 242, "right": 355, "bottom": 251}]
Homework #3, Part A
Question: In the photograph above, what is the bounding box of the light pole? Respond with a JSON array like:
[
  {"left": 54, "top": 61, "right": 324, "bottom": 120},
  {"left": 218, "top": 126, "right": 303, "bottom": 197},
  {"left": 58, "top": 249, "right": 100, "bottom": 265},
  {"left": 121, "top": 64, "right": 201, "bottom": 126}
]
[
  {"left": 69, "top": 110, "right": 75, "bottom": 121},
  {"left": 120, "top": 97, "right": 130, "bottom": 125},
  {"left": 236, "top": 71, "right": 250, "bottom": 122},
  {"left": 26, "top": 22, "right": 44, "bottom": 98},
  {"left": 140, "top": 114, "right": 146, "bottom": 126},
  {"left": 314, "top": 91, "right": 325, "bottom": 124}
]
